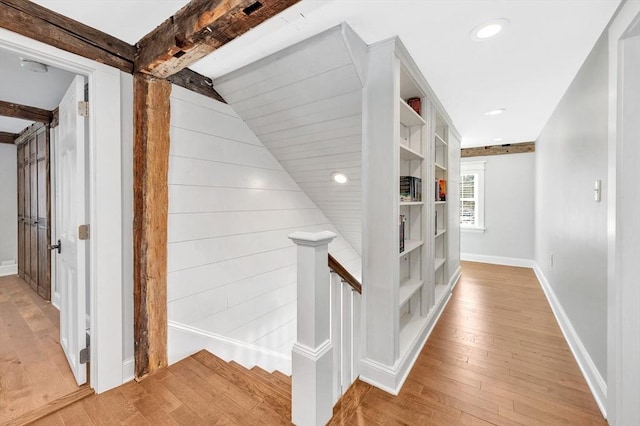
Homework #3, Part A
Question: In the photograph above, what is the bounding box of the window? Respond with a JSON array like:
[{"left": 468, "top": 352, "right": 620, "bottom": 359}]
[{"left": 460, "top": 161, "right": 485, "bottom": 231}]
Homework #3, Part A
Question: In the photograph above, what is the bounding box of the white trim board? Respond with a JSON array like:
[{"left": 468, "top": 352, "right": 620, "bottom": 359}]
[
  {"left": 461, "top": 253, "right": 535, "bottom": 268},
  {"left": 449, "top": 265, "right": 462, "bottom": 291},
  {"left": 0, "top": 264, "right": 17, "bottom": 277},
  {"left": 607, "top": 2, "right": 640, "bottom": 425},
  {"left": 533, "top": 263, "right": 607, "bottom": 417},
  {"left": 122, "top": 357, "right": 135, "bottom": 383},
  {"left": 168, "top": 321, "right": 292, "bottom": 375}
]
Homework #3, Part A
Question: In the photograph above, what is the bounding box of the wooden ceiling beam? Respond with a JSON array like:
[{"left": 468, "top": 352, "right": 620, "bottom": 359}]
[
  {"left": 461, "top": 141, "right": 535, "bottom": 158},
  {"left": 0, "top": 0, "right": 135, "bottom": 73},
  {"left": 0, "top": 100, "right": 53, "bottom": 123},
  {"left": 167, "top": 68, "right": 225, "bottom": 103},
  {"left": 0, "top": 131, "right": 18, "bottom": 144},
  {"left": 135, "top": 0, "right": 300, "bottom": 78},
  {"left": 0, "top": 1, "right": 225, "bottom": 102}
]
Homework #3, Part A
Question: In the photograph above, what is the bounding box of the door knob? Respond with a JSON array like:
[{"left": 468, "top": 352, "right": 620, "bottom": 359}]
[{"left": 48, "top": 239, "right": 61, "bottom": 254}]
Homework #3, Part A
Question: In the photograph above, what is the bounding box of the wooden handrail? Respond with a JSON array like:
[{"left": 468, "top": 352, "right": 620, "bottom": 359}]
[{"left": 328, "top": 254, "right": 362, "bottom": 294}]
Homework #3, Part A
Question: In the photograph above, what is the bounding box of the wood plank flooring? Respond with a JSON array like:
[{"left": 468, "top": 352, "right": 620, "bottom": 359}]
[
  {"left": 31, "top": 261, "right": 606, "bottom": 425},
  {"left": 31, "top": 351, "right": 292, "bottom": 425},
  {"left": 333, "top": 262, "right": 606, "bottom": 425},
  {"left": 0, "top": 275, "right": 80, "bottom": 424}
]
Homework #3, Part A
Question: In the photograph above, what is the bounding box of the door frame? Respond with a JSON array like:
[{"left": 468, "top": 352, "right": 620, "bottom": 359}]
[
  {"left": 607, "top": 1, "right": 640, "bottom": 424},
  {"left": 0, "top": 28, "right": 125, "bottom": 393}
]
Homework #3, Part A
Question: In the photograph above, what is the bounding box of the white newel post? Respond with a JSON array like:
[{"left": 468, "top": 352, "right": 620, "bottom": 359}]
[{"left": 288, "top": 231, "right": 336, "bottom": 426}]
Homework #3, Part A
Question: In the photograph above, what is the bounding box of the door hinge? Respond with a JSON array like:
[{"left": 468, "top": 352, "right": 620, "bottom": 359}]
[
  {"left": 80, "top": 332, "right": 90, "bottom": 364},
  {"left": 78, "top": 224, "right": 90, "bottom": 240},
  {"left": 78, "top": 101, "right": 89, "bottom": 117}
]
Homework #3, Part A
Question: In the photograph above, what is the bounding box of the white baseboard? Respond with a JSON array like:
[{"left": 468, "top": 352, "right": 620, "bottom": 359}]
[
  {"left": 168, "top": 321, "right": 292, "bottom": 375},
  {"left": 122, "top": 357, "right": 135, "bottom": 382},
  {"left": 533, "top": 264, "right": 607, "bottom": 417},
  {"left": 0, "top": 263, "right": 17, "bottom": 277},
  {"left": 449, "top": 265, "right": 462, "bottom": 290},
  {"left": 360, "top": 283, "right": 453, "bottom": 395},
  {"left": 461, "top": 253, "right": 535, "bottom": 268}
]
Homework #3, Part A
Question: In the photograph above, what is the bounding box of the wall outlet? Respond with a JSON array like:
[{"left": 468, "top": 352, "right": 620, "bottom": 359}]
[{"left": 549, "top": 253, "right": 554, "bottom": 267}]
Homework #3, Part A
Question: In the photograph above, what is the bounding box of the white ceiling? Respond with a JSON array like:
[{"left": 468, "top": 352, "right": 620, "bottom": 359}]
[
  {"left": 0, "top": 48, "right": 75, "bottom": 133},
  {"left": 18, "top": 0, "right": 621, "bottom": 147}
]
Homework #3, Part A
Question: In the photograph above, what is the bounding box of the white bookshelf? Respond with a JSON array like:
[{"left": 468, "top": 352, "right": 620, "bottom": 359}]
[{"left": 361, "top": 37, "right": 460, "bottom": 394}]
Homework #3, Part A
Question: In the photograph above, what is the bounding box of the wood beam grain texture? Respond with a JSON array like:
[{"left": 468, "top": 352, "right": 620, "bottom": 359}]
[
  {"left": 135, "top": 0, "right": 301, "bottom": 78},
  {"left": 0, "top": 100, "right": 52, "bottom": 123},
  {"left": 0, "top": 0, "right": 134, "bottom": 72},
  {"left": 133, "top": 74, "right": 171, "bottom": 380},
  {"left": 0, "top": 0, "right": 224, "bottom": 101},
  {"left": 461, "top": 141, "right": 535, "bottom": 158}
]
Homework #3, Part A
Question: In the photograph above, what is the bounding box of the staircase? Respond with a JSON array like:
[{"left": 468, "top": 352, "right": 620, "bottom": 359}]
[
  {"left": 188, "top": 349, "right": 369, "bottom": 426},
  {"left": 188, "top": 350, "right": 292, "bottom": 424}
]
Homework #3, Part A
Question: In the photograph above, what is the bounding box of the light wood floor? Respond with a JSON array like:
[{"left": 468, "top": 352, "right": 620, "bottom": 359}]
[
  {"left": 33, "top": 261, "right": 606, "bottom": 425},
  {"left": 332, "top": 262, "right": 607, "bottom": 425},
  {"left": 0, "top": 275, "right": 80, "bottom": 424}
]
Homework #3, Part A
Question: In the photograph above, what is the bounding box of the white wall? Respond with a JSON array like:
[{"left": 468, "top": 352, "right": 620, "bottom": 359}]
[
  {"left": 0, "top": 143, "right": 17, "bottom": 276},
  {"left": 461, "top": 152, "right": 535, "bottom": 265},
  {"left": 535, "top": 31, "right": 608, "bottom": 385},
  {"left": 167, "top": 85, "right": 360, "bottom": 359}
]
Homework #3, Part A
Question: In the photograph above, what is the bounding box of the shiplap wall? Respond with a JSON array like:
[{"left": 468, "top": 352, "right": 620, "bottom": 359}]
[
  {"left": 167, "top": 85, "right": 361, "bottom": 357},
  {"left": 214, "top": 24, "right": 366, "bottom": 255}
]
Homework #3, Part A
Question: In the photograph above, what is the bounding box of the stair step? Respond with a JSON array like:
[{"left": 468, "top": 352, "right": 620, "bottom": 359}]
[
  {"left": 272, "top": 370, "right": 291, "bottom": 385},
  {"left": 250, "top": 365, "right": 291, "bottom": 398},
  {"left": 192, "top": 351, "right": 291, "bottom": 421}
]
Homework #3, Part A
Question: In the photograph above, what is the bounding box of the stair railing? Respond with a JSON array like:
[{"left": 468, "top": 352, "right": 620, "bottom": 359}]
[
  {"left": 288, "top": 232, "right": 362, "bottom": 426},
  {"left": 328, "top": 254, "right": 361, "bottom": 405}
]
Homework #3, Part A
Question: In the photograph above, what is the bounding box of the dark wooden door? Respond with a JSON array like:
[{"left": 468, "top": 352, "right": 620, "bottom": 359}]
[{"left": 16, "top": 123, "right": 50, "bottom": 300}]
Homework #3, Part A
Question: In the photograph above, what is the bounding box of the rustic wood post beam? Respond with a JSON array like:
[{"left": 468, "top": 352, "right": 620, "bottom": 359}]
[
  {"left": 0, "top": 131, "right": 18, "bottom": 144},
  {"left": 133, "top": 74, "right": 171, "bottom": 380},
  {"left": 135, "top": 0, "right": 301, "bottom": 78},
  {"left": 461, "top": 141, "right": 535, "bottom": 158},
  {"left": 0, "top": 0, "right": 135, "bottom": 72},
  {"left": 0, "top": 100, "right": 53, "bottom": 123}
]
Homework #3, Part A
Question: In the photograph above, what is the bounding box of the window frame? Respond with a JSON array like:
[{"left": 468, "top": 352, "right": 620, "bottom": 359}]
[{"left": 460, "top": 161, "right": 486, "bottom": 232}]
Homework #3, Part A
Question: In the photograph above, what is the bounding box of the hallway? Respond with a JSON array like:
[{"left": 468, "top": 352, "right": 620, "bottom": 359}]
[
  {"left": 30, "top": 262, "right": 605, "bottom": 425},
  {"left": 0, "top": 275, "right": 80, "bottom": 424},
  {"left": 334, "top": 261, "right": 606, "bottom": 424}
]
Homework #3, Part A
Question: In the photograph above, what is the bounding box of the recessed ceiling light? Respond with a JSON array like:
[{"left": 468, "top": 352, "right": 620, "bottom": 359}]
[
  {"left": 471, "top": 19, "right": 510, "bottom": 41},
  {"left": 494, "top": 137, "right": 504, "bottom": 142},
  {"left": 485, "top": 108, "right": 506, "bottom": 116},
  {"left": 20, "top": 58, "right": 48, "bottom": 73},
  {"left": 331, "top": 172, "right": 349, "bottom": 184}
]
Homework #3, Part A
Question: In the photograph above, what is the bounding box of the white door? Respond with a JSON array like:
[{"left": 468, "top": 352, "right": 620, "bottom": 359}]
[{"left": 55, "top": 75, "right": 87, "bottom": 385}]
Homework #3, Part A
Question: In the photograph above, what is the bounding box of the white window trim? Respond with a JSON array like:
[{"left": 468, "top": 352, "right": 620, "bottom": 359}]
[{"left": 460, "top": 160, "right": 486, "bottom": 232}]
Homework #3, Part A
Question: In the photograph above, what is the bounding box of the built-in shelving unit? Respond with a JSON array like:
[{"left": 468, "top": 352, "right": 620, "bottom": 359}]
[{"left": 361, "top": 36, "right": 460, "bottom": 395}]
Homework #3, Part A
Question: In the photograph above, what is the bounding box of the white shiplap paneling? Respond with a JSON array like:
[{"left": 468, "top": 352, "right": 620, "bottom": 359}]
[
  {"left": 214, "top": 23, "right": 367, "bottom": 255},
  {"left": 168, "top": 84, "right": 361, "bottom": 363}
]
